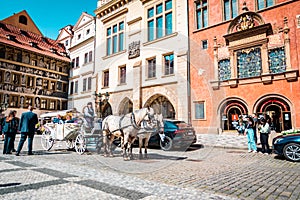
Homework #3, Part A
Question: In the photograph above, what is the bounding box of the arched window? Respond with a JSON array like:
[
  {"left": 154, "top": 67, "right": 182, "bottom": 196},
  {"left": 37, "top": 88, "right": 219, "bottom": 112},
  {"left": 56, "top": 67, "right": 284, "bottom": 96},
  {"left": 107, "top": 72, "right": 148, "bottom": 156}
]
[{"left": 19, "top": 15, "right": 27, "bottom": 25}]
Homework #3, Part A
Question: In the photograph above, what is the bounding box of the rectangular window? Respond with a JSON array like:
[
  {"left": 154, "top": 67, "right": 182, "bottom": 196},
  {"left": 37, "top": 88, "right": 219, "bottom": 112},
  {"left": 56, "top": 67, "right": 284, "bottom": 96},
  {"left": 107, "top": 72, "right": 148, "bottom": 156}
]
[
  {"left": 76, "top": 57, "right": 79, "bottom": 67},
  {"left": 106, "top": 22, "right": 124, "bottom": 55},
  {"left": 75, "top": 81, "right": 78, "bottom": 93},
  {"left": 196, "top": 0, "right": 208, "bottom": 29},
  {"left": 224, "top": 0, "right": 238, "bottom": 21},
  {"left": 83, "top": 78, "right": 87, "bottom": 92},
  {"left": 119, "top": 66, "right": 126, "bottom": 84},
  {"left": 257, "top": 0, "right": 274, "bottom": 10},
  {"left": 41, "top": 99, "right": 47, "bottom": 109},
  {"left": 88, "top": 77, "right": 92, "bottom": 90},
  {"left": 202, "top": 40, "right": 208, "bottom": 49},
  {"left": 71, "top": 59, "right": 75, "bottom": 68},
  {"left": 89, "top": 51, "right": 93, "bottom": 62},
  {"left": 70, "top": 82, "right": 74, "bottom": 94},
  {"left": 103, "top": 71, "right": 109, "bottom": 87},
  {"left": 50, "top": 81, "right": 55, "bottom": 90},
  {"left": 147, "top": 0, "right": 173, "bottom": 41},
  {"left": 147, "top": 58, "right": 156, "bottom": 78},
  {"left": 84, "top": 53, "right": 88, "bottom": 64},
  {"left": 195, "top": 101, "right": 205, "bottom": 119},
  {"left": 49, "top": 100, "right": 56, "bottom": 110},
  {"left": 164, "top": 54, "right": 174, "bottom": 75},
  {"left": 26, "top": 76, "right": 34, "bottom": 87}
]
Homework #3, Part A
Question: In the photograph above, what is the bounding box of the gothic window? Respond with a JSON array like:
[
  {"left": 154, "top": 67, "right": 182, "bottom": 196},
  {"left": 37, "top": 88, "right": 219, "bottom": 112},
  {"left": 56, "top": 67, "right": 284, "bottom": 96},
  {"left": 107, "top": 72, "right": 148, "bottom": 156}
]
[
  {"left": 268, "top": 47, "right": 286, "bottom": 74},
  {"left": 237, "top": 47, "right": 262, "bottom": 78},
  {"left": 218, "top": 59, "right": 231, "bottom": 81}
]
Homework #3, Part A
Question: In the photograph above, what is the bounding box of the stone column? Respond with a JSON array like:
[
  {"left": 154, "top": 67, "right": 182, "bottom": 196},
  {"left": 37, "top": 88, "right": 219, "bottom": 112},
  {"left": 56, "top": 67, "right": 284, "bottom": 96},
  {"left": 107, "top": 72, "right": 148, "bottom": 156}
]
[
  {"left": 283, "top": 17, "right": 291, "bottom": 70},
  {"left": 132, "top": 60, "right": 142, "bottom": 110}
]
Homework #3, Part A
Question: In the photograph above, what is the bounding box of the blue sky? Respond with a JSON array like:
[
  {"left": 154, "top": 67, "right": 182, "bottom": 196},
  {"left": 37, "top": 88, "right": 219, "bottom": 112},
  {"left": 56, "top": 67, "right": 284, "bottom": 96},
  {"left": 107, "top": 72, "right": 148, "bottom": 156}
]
[{"left": 0, "top": 0, "right": 97, "bottom": 39}]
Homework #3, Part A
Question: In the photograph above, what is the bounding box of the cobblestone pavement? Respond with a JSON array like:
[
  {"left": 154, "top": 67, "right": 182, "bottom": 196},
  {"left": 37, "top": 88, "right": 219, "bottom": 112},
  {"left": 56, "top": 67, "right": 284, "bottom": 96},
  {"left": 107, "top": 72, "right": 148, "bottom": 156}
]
[{"left": 0, "top": 134, "right": 299, "bottom": 200}]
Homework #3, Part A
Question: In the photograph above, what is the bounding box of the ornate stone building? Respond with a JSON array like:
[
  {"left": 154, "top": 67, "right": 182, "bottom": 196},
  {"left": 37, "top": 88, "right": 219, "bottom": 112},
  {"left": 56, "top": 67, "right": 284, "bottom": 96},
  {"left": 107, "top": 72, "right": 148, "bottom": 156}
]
[
  {"left": 189, "top": 1, "right": 300, "bottom": 133},
  {"left": 57, "top": 12, "right": 97, "bottom": 114},
  {"left": 94, "top": 0, "right": 189, "bottom": 120},
  {"left": 0, "top": 11, "right": 70, "bottom": 117}
]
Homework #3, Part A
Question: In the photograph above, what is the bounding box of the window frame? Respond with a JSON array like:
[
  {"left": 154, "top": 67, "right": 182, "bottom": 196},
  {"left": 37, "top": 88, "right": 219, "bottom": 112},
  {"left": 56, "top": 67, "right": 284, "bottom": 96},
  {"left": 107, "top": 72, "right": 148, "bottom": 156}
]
[
  {"left": 163, "top": 53, "right": 174, "bottom": 76},
  {"left": 147, "top": 57, "right": 157, "bottom": 79},
  {"left": 147, "top": 0, "right": 173, "bottom": 42},
  {"left": 103, "top": 70, "right": 109, "bottom": 88},
  {"left": 223, "top": 0, "right": 238, "bottom": 21},
  {"left": 195, "top": 0, "right": 208, "bottom": 30},
  {"left": 119, "top": 65, "right": 126, "bottom": 84},
  {"left": 194, "top": 101, "right": 206, "bottom": 120},
  {"left": 106, "top": 21, "right": 125, "bottom": 56},
  {"left": 257, "top": 0, "right": 274, "bottom": 10}
]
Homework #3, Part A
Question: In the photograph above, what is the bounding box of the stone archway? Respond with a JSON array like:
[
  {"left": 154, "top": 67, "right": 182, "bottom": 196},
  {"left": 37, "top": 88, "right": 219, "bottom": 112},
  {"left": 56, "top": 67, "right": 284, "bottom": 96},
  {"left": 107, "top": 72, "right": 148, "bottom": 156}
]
[
  {"left": 254, "top": 95, "right": 292, "bottom": 132},
  {"left": 145, "top": 95, "right": 175, "bottom": 119},
  {"left": 219, "top": 98, "right": 248, "bottom": 131},
  {"left": 118, "top": 97, "right": 133, "bottom": 115}
]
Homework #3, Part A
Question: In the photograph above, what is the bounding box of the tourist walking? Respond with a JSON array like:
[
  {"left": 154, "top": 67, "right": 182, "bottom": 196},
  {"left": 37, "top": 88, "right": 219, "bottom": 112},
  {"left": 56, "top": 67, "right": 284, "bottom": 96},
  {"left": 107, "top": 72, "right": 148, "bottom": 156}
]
[
  {"left": 244, "top": 116, "right": 257, "bottom": 153},
  {"left": 2, "top": 110, "right": 18, "bottom": 154},
  {"left": 16, "top": 106, "right": 38, "bottom": 156},
  {"left": 258, "top": 118, "right": 270, "bottom": 154}
]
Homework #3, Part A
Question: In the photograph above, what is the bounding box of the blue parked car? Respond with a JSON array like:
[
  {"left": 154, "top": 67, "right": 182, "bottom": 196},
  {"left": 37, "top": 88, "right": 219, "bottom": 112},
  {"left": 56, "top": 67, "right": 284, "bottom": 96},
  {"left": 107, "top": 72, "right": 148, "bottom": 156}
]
[{"left": 273, "top": 133, "right": 300, "bottom": 162}]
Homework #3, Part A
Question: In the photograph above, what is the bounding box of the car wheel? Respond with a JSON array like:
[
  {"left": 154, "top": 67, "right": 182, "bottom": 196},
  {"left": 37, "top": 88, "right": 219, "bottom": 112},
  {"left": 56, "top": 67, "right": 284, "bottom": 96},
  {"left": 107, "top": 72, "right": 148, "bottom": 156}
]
[
  {"left": 283, "top": 143, "right": 300, "bottom": 162},
  {"left": 160, "top": 136, "right": 172, "bottom": 151}
]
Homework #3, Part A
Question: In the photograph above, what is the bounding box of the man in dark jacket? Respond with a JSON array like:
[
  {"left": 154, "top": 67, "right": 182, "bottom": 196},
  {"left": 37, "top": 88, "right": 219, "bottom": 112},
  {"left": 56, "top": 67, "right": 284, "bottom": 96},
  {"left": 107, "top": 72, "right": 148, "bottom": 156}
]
[{"left": 16, "top": 106, "right": 38, "bottom": 156}]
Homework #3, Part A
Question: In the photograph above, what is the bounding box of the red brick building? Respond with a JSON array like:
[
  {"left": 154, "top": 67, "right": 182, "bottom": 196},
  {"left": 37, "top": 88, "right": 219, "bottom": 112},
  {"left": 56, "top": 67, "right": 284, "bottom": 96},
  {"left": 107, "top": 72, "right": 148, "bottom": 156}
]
[{"left": 188, "top": 0, "right": 300, "bottom": 134}]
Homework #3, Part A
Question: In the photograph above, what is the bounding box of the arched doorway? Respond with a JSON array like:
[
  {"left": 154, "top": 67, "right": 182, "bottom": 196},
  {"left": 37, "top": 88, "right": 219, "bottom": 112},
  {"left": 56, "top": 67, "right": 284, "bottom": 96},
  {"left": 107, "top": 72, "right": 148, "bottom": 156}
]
[
  {"left": 255, "top": 97, "right": 291, "bottom": 132},
  {"left": 102, "top": 102, "right": 112, "bottom": 119},
  {"left": 118, "top": 98, "right": 133, "bottom": 115},
  {"left": 145, "top": 95, "right": 175, "bottom": 119},
  {"left": 219, "top": 99, "right": 248, "bottom": 131}
]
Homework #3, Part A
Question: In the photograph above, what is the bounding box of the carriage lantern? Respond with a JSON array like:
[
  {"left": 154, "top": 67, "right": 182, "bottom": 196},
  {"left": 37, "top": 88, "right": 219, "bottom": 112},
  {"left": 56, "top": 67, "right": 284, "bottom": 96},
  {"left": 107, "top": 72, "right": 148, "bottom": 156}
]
[{"left": 94, "top": 91, "right": 110, "bottom": 118}]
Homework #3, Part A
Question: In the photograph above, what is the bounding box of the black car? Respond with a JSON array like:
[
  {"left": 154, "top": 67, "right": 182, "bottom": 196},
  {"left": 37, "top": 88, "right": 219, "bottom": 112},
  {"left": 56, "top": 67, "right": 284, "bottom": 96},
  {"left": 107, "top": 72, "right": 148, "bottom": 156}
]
[
  {"left": 273, "top": 133, "right": 300, "bottom": 162},
  {"left": 146, "top": 119, "right": 197, "bottom": 151}
]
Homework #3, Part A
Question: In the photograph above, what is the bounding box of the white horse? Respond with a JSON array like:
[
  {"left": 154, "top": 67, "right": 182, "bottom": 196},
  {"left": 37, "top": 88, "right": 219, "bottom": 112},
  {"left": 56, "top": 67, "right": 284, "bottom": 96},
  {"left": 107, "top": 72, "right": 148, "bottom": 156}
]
[
  {"left": 136, "top": 114, "right": 164, "bottom": 159},
  {"left": 102, "top": 107, "right": 155, "bottom": 161}
]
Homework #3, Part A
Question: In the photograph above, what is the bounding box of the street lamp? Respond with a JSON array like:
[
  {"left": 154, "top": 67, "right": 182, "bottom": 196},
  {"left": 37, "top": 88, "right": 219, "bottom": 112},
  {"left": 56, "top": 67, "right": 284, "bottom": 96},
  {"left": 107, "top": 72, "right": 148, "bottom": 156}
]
[{"left": 93, "top": 91, "right": 110, "bottom": 119}]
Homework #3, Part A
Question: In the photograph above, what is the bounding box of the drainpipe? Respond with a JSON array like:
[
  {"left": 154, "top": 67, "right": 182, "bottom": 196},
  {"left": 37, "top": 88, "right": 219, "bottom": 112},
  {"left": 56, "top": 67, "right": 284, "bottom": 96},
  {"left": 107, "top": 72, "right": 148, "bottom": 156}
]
[{"left": 187, "top": 0, "right": 192, "bottom": 124}]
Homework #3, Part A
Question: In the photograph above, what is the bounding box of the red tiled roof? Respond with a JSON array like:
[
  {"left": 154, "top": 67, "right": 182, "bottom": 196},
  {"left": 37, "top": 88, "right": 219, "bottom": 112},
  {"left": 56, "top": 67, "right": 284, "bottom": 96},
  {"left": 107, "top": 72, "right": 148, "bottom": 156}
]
[{"left": 0, "top": 22, "right": 70, "bottom": 62}]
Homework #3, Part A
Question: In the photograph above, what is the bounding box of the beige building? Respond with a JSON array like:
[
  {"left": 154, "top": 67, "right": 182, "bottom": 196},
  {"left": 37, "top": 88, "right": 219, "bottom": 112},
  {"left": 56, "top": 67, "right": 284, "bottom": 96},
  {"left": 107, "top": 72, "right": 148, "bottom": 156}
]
[
  {"left": 94, "top": 0, "right": 189, "bottom": 120},
  {"left": 57, "top": 12, "right": 97, "bottom": 114}
]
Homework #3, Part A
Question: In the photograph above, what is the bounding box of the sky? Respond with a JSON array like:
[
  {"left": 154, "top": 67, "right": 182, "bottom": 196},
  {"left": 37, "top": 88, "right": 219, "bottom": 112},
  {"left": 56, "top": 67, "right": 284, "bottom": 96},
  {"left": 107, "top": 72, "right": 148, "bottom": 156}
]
[{"left": 0, "top": 0, "right": 97, "bottom": 40}]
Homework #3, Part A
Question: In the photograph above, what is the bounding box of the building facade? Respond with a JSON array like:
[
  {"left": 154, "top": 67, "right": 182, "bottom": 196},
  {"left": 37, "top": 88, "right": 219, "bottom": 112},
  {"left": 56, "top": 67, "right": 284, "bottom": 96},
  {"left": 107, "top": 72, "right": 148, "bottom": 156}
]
[
  {"left": 94, "top": 0, "right": 189, "bottom": 120},
  {"left": 58, "top": 12, "right": 97, "bottom": 113},
  {"left": 0, "top": 10, "right": 70, "bottom": 117},
  {"left": 189, "top": 0, "right": 300, "bottom": 133}
]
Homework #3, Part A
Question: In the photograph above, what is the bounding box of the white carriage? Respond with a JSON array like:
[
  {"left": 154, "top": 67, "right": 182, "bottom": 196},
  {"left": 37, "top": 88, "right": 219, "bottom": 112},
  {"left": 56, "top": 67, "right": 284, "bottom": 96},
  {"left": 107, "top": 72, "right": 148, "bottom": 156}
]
[{"left": 39, "top": 109, "right": 103, "bottom": 155}]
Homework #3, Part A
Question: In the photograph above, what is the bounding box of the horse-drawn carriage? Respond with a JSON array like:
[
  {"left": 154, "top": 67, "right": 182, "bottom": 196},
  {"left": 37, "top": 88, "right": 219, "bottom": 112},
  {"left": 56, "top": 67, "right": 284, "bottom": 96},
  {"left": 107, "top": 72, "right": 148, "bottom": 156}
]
[{"left": 39, "top": 109, "right": 103, "bottom": 154}]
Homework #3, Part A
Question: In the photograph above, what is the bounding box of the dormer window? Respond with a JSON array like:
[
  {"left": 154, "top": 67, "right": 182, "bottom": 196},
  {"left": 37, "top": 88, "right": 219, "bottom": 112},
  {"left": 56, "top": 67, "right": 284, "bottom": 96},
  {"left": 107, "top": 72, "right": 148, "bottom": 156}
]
[
  {"left": 19, "top": 15, "right": 28, "bottom": 25},
  {"left": 6, "top": 34, "right": 16, "bottom": 41},
  {"left": 86, "top": 29, "right": 90, "bottom": 35},
  {"left": 20, "top": 30, "right": 28, "bottom": 36},
  {"left": 29, "top": 41, "right": 37, "bottom": 48},
  {"left": 77, "top": 34, "right": 81, "bottom": 40},
  {"left": 50, "top": 48, "right": 57, "bottom": 53}
]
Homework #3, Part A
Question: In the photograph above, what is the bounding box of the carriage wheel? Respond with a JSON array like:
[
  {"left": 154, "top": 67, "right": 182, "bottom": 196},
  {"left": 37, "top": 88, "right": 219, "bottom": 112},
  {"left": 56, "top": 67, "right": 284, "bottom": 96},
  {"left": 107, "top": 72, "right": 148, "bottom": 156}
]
[
  {"left": 41, "top": 128, "right": 54, "bottom": 151},
  {"left": 75, "top": 133, "right": 86, "bottom": 155},
  {"left": 65, "top": 139, "right": 75, "bottom": 149}
]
